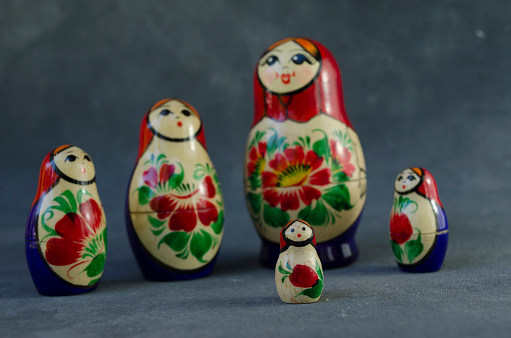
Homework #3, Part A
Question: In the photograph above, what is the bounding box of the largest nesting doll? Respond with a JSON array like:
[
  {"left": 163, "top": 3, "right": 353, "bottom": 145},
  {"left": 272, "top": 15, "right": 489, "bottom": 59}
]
[
  {"left": 26, "top": 145, "right": 107, "bottom": 296},
  {"left": 126, "top": 99, "right": 224, "bottom": 281},
  {"left": 244, "top": 37, "right": 367, "bottom": 269}
]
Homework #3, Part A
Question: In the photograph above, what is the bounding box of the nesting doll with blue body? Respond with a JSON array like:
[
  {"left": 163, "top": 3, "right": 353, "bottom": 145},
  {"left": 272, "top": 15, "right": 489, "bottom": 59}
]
[
  {"left": 275, "top": 219, "right": 323, "bottom": 304},
  {"left": 126, "top": 99, "right": 224, "bottom": 281},
  {"left": 390, "top": 167, "right": 448, "bottom": 272},
  {"left": 26, "top": 145, "right": 107, "bottom": 296},
  {"left": 244, "top": 37, "right": 367, "bottom": 269}
]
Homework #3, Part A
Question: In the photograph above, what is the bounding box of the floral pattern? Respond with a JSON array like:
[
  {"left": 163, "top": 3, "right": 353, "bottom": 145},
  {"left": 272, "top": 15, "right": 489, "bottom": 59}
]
[
  {"left": 135, "top": 153, "right": 223, "bottom": 263},
  {"left": 390, "top": 195, "right": 424, "bottom": 264},
  {"left": 246, "top": 128, "right": 355, "bottom": 229},
  {"left": 40, "top": 190, "right": 107, "bottom": 286},
  {"left": 278, "top": 261, "right": 323, "bottom": 299}
]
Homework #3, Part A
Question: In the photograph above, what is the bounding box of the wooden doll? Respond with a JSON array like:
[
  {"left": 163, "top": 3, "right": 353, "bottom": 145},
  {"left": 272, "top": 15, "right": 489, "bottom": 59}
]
[
  {"left": 390, "top": 167, "right": 448, "bottom": 272},
  {"left": 275, "top": 219, "right": 323, "bottom": 304},
  {"left": 126, "top": 99, "right": 224, "bottom": 280},
  {"left": 244, "top": 37, "right": 367, "bottom": 269},
  {"left": 26, "top": 145, "right": 107, "bottom": 296}
]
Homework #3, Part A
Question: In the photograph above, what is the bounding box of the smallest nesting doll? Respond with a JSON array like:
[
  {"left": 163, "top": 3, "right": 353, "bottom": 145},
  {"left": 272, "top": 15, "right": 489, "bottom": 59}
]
[
  {"left": 275, "top": 219, "right": 323, "bottom": 304},
  {"left": 26, "top": 145, "right": 107, "bottom": 296},
  {"left": 390, "top": 167, "right": 448, "bottom": 273}
]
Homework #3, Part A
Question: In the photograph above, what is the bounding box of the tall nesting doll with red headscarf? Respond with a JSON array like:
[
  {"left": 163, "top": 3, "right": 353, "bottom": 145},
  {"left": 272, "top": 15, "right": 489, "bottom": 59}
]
[
  {"left": 126, "top": 99, "right": 224, "bottom": 280},
  {"left": 244, "top": 37, "right": 367, "bottom": 268},
  {"left": 390, "top": 167, "right": 448, "bottom": 272},
  {"left": 26, "top": 145, "right": 107, "bottom": 296}
]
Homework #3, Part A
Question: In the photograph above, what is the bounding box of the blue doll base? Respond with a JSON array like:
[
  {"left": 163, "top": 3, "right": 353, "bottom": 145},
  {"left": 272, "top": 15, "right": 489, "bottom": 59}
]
[
  {"left": 125, "top": 210, "right": 218, "bottom": 281},
  {"left": 398, "top": 232, "right": 449, "bottom": 273},
  {"left": 25, "top": 240, "right": 99, "bottom": 296},
  {"left": 259, "top": 213, "right": 362, "bottom": 269}
]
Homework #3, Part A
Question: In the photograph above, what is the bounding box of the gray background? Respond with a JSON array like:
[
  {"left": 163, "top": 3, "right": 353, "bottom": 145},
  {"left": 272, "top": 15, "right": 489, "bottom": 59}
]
[{"left": 1, "top": 0, "right": 510, "bottom": 336}]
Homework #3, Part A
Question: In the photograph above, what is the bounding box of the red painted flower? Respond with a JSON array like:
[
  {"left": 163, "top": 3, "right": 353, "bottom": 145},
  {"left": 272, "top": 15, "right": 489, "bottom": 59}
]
[
  {"left": 261, "top": 146, "right": 330, "bottom": 211},
  {"left": 390, "top": 213, "right": 413, "bottom": 244},
  {"left": 247, "top": 142, "right": 267, "bottom": 177},
  {"left": 143, "top": 163, "right": 175, "bottom": 188},
  {"left": 149, "top": 176, "right": 218, "bottom": 233},
  {"left": 330, "top": 139, "right": 355, "bottom": 177},
  {"left": 45, "top": 199, "right": 102, "bottom": 266},
  {"left": 289, "top": 264, "right": 319, "bottom": 288}
]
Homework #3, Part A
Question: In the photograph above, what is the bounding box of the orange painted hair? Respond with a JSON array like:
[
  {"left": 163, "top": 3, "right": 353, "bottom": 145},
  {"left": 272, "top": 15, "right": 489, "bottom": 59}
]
[{"left": 265, "top": 37, "right": 320, "bottom": 60}]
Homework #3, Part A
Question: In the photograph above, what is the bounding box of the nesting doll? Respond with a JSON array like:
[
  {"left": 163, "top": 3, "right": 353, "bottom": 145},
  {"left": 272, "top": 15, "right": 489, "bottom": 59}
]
[
  {"left": 275, "top": 219, "right": 323, "bottom": 304},
  {"left": 126, "top": 99, "right": 224, "bottom": 281},
  {"left": 244, "top": 37, "right": 367, "bottom": 269},
  {"left": 25, "top": 145, "right": 107, "bottom": 296},
  {"left": 390, "top": 167, "right": 448, "bottom": 273}
]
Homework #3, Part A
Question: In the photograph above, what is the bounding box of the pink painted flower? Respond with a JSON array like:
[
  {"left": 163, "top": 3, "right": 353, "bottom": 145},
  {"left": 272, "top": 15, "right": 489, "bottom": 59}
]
[{"left": 330, "top": 139, "right": 355, "bottom": 177}]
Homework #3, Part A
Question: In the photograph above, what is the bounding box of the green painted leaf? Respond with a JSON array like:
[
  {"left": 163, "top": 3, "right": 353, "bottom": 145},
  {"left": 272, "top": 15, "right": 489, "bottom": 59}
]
[
  {"left": 85, "top": 253, "right": 106, "bottom": 278},
  {"left": 246, "top": 192, "right": 262, "bottom": 214},
  {"left": 158, "top": 231, "right": 190, "bottom": 251},
  {"left": 61, "top": 190, "right": 78, "bottom": 213},
  {"left": 297, "top": 204, "right": 312, "bottom": 220},
  {"left": 169, "top": 163, "right": 184, "bottom": 188},
  {"left": 263, "top": 204, "right": 290, "bottom": 228},
  {"left": 190, "top": 230, "right": 213, "bottom": 263},
  {"left": 88, "top": 278, "right": 100, "bottom": 286},
  {"left": 248, "top": 172, "right": 261, "bottom": 190},
  {"left": 306, "top": 201, "right": 327, "bottom": 226},
  {"left": 211, "top": 210, "right": 224, "bottom": 235},
  {"left": 323, "top": 184, "right": 353, "bottom": 211},
  {"left": 405, "top": 232, "right": 424, "bottom": 263},
  {"left": 278, "top": 263, "right": 291, "bottom": 275},
  {"left": 267, "top": 132, "right": 279, "bottom": 155},
  {"left": 148, "top": 215, "right": 166, "bottom": 228},
  {"left": 316, "top": 260, "right": 323, "bottom": 281},
  {"left": 138, "top": 186, "right": 155, "bottom": 205},
  {"left": 297, "top": 279, "right": 323, "bottom": 299},
  {"left": 333, "top": 171, "right": 349, "bottom": 183},
  {"left": 103, "top": 228, "right": 108, "bottom": 252},
  {"left": 312, "top": 137, "right": 328, "bottom": 158},
  {"left": 152, "top": 227, "right": 165, "bottom": 236},
  {"left": 390, "top": 240, "right": 403, "bottom": 263},
  {"left": 77, "top": 189, "right": 92, "bottom": 206},
  {"left": 281, "top": 275, "right": 289, "bottom": 283}
]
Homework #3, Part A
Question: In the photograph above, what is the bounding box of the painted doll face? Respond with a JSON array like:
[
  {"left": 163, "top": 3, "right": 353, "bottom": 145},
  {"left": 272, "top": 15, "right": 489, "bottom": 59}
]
[
  {"left": 395, "top": 169, "right": 421, "bottom": 193},
  {"left": 257, "top": 40, "right": 320, "bottom": 94},
  {"left": 148, "top": 100, "right": 201, "bottom": 140},
  {"left": 285, "top": 221, "right": 313, "bottom": 242},
  {"left": 54, "top": 146, "right": 95, "bottom": 182}
]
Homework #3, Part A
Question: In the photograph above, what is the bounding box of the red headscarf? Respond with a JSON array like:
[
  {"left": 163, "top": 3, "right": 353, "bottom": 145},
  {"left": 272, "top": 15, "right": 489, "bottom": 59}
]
[
  {"left": 136, "top": 99, "right": 207, "bottom": 161},
  {"left": 410, "top": 167, "right": 444, "bottom": 208},
  {"left": 31, "top": 145, "right": 72, "bottom": 208},
  {"left": 253, "top": 37, "right": 353, "bottom": 129}
]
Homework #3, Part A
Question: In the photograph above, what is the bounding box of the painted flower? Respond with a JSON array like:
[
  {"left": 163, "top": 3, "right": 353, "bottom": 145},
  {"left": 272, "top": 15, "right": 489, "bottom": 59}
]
[
  {"left": 247, "top": 142, "right": 267, "bottom": 177},
  {"left": 330, "top": 139, "right": 355, "bottom": 177},
  {"left": 149, "top": 175, "right": 218, "bottom": 233},
  {"left": 390, "top": 213, "right": 413, "bottom": 244},
  {"left": 261, "top": 146, "right": 330, "bottom": 211},
  {"left": 45, "top": 199, "right": 103, "bottom": 266},
  {"left": 143, "top": 163, "right": 175, "bottom": 188}
]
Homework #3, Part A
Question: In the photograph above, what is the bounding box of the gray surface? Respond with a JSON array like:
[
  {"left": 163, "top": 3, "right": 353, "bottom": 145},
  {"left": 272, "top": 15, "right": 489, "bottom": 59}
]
[{"left": 1, "top": 0, "right": 511, "bottom": 337}]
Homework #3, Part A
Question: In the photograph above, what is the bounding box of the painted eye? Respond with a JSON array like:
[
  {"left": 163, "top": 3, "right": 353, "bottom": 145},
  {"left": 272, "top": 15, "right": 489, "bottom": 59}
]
[
  {"left": 302, "top": 227, "right": 306, "bottom": 231},
  {"left": 290, "top": 228, "right": 295, "bottom": 233},
  {"left": 181, "top": 110, "right": 191, "bottom": 117},
  {"left": 408, "top": 175, "right": 416, "bottom": 181},
  {"left": 266, "top": 55, "right": 278, "bottom": 66},
  {"left": 65, "top": 155, "right": 77, "bottom": 162},
  {"left": 398, "top": 175, "right": 403, "bottom": 181},
  {"left": 291, "top": 54, "right": 308, "bottom": 65},
  {"left": 159, "top": 109, "right": 171, "bottom": 116},
  {"left": 84, "top": 155, "right": 91, "bottom": 162}
]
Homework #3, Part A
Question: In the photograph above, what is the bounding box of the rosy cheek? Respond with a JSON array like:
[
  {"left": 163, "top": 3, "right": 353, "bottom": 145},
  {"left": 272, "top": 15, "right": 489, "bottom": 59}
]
[{"left": 296, "top": 68, "right": 312, "bottom": 84}]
